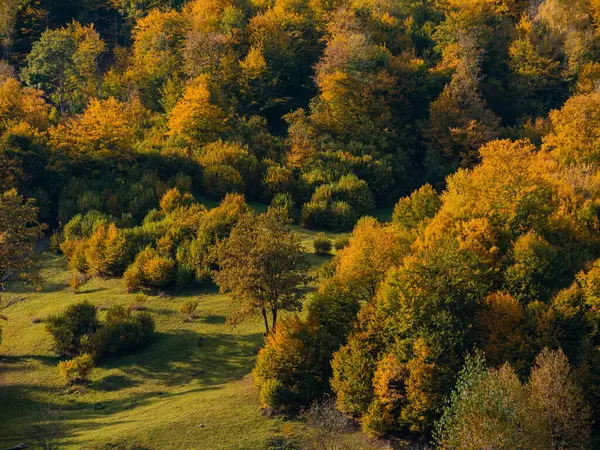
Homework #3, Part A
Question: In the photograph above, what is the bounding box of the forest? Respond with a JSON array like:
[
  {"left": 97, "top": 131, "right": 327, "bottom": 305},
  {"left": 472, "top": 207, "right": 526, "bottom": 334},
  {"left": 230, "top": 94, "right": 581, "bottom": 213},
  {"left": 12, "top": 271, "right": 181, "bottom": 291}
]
[{"left": 2, "top": 0, "right": 600, "bottom": 448}]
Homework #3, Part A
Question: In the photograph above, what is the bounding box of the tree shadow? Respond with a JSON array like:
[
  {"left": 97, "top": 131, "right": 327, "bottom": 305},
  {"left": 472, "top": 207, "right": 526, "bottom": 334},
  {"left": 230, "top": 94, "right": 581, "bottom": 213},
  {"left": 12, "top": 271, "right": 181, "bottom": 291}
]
[
  {"left": 79, "top": 288, "right": 107, "bottom": 295},
  {"left": 0, "top": 354, "right": 57, "bottom": 366},
  {"left": 92, "top": 375, "right": 140, "bottom": 392},
  {"left": 198, "top": 314, "right": 226, "bottom": 325},
  {"left": 102, "top": 329, "right": 264, "bottom": 387},
  {"left": 146, "top": 307, "right": 175, "bottom": 316},
  {"left": 0, "top": 328, "right": 265, "bottom": 448},
  {"left": 39, "top": 282, "right": 70, "bottom": 293}
]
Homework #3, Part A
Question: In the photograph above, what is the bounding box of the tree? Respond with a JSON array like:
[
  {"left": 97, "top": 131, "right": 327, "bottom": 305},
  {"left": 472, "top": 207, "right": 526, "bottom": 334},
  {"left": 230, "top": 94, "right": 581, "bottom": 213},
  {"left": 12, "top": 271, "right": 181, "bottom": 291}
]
[
  {"left": 392, "top": 183, "right": 442, "bottom": 229},
  {"left": 529, "top": 348, "right": 593, "bottom": 450},
  {"left": 128, "top": 8, "right": 186, "bottom": 109},
  {"left": 27, "top": 405, "right": 67, "bottom": 450},
  {"left": 167, "top": 75, "right": 229, "bottom": 144},
  {"left": 212, "top": 209, "right": 311, "bottom": 334},
  {"left": 425, "top": 32, "right": 500, "bottom": 177},
  {"left": 22, "top": 21, "right": 105, "bottom": 115},
  {"left": 49, "top": 96, "right": 148, "bottom": 165},
  {"left": 0, "top": 189, "right": 45, "bottom": 288},
  {"left": 0, "top": 0, "right": 18, "bottom": 58},
  {"left": 434, "top": 349, "right": 593, "bottom": 450},
  {"left": 0, "top": 77, "right": 50, "bottom": 132},
  {"left": 542, "top": 92, "right": 600, "bottom": 167},
  {"left": 332, "top": 217, "right": 410, "bottom": 301},
  {"left": 433, "top": 353, "right": 534, "bottom": 450}
]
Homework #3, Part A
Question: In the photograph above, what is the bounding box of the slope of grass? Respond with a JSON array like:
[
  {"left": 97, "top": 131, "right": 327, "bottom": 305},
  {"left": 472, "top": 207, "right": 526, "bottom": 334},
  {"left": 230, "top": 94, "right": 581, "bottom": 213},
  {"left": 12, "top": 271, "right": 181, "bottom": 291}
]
[{"left": 0, "top": 226, "right": 385, "bottom": 450}]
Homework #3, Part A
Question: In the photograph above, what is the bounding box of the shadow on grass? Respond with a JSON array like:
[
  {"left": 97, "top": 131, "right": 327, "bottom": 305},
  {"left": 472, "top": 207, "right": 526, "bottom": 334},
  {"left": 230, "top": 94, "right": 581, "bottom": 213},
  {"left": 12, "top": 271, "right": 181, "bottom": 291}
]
[
  {"left": 0, "top": 354, "right": 58, "bottom": 366},
  {"left": 0, "top": 329, "right": 265, "bottom": 446},
  {"left": 80, "top": 288, "right": 108, "bottom": 295},
  {"left": 93, "top": 375, "right": 140, "bottom": 392},
  {"left": 103, "top": 329, "right": 264, "bottom": 387},
  {"left": 198, "top": 314, "right": 226, "bottom": 325}
]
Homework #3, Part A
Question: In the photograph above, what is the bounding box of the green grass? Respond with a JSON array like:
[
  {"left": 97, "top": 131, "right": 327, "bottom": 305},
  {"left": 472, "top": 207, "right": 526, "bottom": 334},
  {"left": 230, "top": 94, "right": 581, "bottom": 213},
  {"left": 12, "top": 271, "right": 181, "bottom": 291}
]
[{"left": 0, "top": 227, "right": 386, "bottom": 450}]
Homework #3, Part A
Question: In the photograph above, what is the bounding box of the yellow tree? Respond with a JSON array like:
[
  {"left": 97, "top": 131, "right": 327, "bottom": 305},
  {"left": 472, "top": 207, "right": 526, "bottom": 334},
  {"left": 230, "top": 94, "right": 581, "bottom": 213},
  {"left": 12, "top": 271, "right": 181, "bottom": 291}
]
[
  {"left": 49, "top": 96, "right": 147, "bottom": 163},
  {"left": 167, "top": 75, "right": 229, "bottom": 145},
  {"left": 0, "top": 77, "right": 49, "bottom": 131},
  {"left": 128, "top": 9, "right": 186, "bottom": 109},
  {"left": 542, "top": 92, "right": 600, "bottom": 167},
  {"left": 333, "top": 217, "right": 411, "bottom": 301}
]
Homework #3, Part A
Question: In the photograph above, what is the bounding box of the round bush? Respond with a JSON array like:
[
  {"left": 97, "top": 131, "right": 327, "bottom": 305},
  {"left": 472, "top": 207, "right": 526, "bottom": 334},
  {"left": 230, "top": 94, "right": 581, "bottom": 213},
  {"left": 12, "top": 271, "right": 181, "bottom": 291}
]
[
  {"left": 202, "top": 164, "right": 244, "bottom": 199},
  {"left": 259, "top": 378, "right": 289, "bottom": 410},
  {"left": 334, "top": 235, "right": 350, "bottom": 250},
  {"left": 313, "top": 234, "right": 333, "bottom": 255},
  {"left": 300, "top": 200, "right": 329, "bottom": 229},
  {"left": 58, "top": 353, "right": 95, "bottom": 385},
  {"left": 328, "top": 201, "right": 357, "bottom": 231}
]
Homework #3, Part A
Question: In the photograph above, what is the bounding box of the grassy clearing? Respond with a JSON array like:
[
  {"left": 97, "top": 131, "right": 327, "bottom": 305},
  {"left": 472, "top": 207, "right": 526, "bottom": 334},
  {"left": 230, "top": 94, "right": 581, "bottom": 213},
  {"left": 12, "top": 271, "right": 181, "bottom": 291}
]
[{"left": 0, "top": 223, "right": 386, "bottom": 450}]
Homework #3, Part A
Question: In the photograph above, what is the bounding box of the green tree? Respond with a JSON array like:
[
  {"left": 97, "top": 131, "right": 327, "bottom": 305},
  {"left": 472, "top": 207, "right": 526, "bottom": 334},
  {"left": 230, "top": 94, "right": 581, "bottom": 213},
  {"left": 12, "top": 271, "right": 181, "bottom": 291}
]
[
  {"left": 212, "top": 209, "right": 311, "bottom": 334},
  {"left": 22, "top": 21, "right": 105, "bottom": 115},
  {"left": 0, "top": 189, "right": 45, "bottom": 288}
]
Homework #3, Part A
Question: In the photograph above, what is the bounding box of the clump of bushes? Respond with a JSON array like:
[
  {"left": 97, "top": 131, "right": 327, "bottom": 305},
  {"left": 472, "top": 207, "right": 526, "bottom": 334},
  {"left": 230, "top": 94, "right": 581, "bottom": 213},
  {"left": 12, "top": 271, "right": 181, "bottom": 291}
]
[
  {"left": 59, "top": 189, "right": 250, "bottom": 292},
  {"left": 46, "top": 301, "right": 99, "bottom": 357},
  {"left": 84, "top": 305, "right": 155, "bottom": 358},
  {"left": 313, "top": 234, "right": 332, "bottom": 255},
  {"left": 301, "top": 175, "right": 374, "bottom": 231},
  {"left": 60, "top": 221, "right": 129, "bottom": 276},
  {"left": 47, "top": 301, "right": 155, "bottom": 360},
  {"left": 123, "top": 246, "right": 175, "bottom": 292},
  {"left": 58, "top": 353, "right": 95, "bottom": 385},
  {"left": 202, "top": 164, "right": 244, "bottom": 199}
]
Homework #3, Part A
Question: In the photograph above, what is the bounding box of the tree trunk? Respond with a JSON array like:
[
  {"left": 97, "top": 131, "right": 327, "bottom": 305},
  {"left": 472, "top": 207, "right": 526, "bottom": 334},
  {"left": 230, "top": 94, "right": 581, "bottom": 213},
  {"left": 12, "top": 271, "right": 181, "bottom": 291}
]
[
  {"left": 261, "top": 307, "right": 269, "bottom": 335},
  {"left": 271, "top": 306, "right": 277, "bottom": 331}
]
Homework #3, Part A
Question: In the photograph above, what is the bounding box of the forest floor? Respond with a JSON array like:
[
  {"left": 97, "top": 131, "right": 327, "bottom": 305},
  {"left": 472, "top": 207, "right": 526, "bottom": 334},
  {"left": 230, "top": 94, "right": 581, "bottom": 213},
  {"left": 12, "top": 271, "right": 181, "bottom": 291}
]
[{"left": 0, "top": 218, "right": 395, "bottom": 450}]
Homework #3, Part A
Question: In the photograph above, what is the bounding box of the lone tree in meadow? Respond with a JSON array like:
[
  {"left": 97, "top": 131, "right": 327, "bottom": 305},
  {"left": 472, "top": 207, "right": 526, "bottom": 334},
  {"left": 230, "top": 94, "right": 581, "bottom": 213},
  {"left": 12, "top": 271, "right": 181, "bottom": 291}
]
[
  {"left": 0, "top": 189, "right": 45, "bottom": 288},
  {"left": 212, "top": 209, "right": 311, "bottom": 335}
]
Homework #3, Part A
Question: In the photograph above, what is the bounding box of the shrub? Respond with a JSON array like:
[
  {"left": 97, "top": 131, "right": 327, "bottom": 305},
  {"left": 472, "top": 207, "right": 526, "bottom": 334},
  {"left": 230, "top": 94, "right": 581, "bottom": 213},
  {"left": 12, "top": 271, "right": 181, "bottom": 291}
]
[
  {"left": 180, "top": 299, "right": 199, "bottom": 321},
  {"left": 328, "top": 201, "right": 357, "bottom": 231},
  {"left": 202, "top": 164, "right": 244, "bottom": 199},
  {"left": 46, "top": 301, "right": 98, "bottom": 357},
  {"left": 63, "top": 210, "right": 111, "bottom": 242},
  {"left": 302, "top": 397, "right": 351, "bottom": 447},
  {"left": 83, "top": 305, "right": 155, "bottom": 358},
  {"left": 69, "top": 272, "right": 88, "bottom": 294},
  {"left": 129, "top": 292, "right": 148, "bottom": 311},
  {"left": 159, "top": 187, "right": 194, "bottom": 213},
  {"left": 262, "top": 163, "right": 295, "bottom": 201},
  {"left": 301, "top": 175, "right": 373, "bottom": 231},
  {"left": 61, "top": 239, "right": 88, "bottom": 272},
  {"left": 313, "top": 234, "right": 332, "bottom": 255},
  {"left": 58, "top": 353, "right": 95, "bottom": 385},
  {"left": 84, "top": 223, "right": 128, "bottom": 276},
  {"left": 333, "top": 235, "right": 350, "bottom": 250},
  {"left": 259, "top": 378, "right": 289, "bottom": 410},
  {"left": 123, "top": 246, "right": 175, "bottom": 292},
  {"left": 270, "top": 193, "right": 295, "bottom": 221},
  {"left": 196, "top": 140, "right": 259, "bottom": 195},
  {"left": 300, "top": 200, "right": 328, "bottom": 229},
  {"left": 123, "top": 265, "right": 144, "bottom": 292}
]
